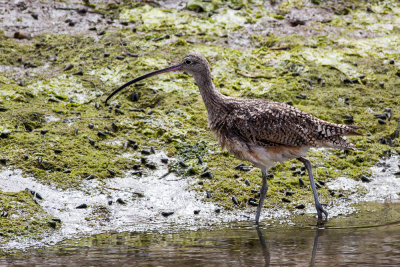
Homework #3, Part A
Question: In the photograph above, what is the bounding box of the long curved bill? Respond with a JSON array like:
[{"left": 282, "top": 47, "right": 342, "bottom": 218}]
[{"left": 105, "top": 63, "right": 183, "bottom": 105}]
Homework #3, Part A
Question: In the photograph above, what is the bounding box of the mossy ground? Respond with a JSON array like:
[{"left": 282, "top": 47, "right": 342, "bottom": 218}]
[{"left": 0, "top": 0, "right": 399, "bottom": 244}]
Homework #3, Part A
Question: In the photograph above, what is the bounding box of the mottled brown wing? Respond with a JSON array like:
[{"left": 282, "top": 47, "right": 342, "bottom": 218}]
[{"left": 226, "top": 100, "right": 361, "bottom": 149}]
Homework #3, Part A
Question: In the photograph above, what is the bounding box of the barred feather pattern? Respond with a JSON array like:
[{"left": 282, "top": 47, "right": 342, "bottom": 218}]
[{"left": 209, "top": 98, "right": 361, "bottom": 151}]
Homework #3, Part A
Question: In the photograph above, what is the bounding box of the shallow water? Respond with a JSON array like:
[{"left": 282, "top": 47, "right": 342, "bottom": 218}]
[{"left": 3, "top": 206, "right": 400, "bottom": 266}]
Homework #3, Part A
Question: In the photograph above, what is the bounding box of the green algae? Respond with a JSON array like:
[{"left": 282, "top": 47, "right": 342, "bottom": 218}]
[
  {"left": 0, "top": 190, "right": 53, "bottom": 244},
  {"left": 0, "top": 0, "right": 400, "bottom": 244}
]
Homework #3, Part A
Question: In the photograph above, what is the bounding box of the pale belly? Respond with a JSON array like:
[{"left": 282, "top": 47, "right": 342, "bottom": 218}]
[{"left": 221, "top": 137, "right": 309, "bottom": 170}]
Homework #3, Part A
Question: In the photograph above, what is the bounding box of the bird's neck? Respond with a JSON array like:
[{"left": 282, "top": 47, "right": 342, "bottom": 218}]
[{"left": 193, "top": 71, "right": 228, "bottom": 116}]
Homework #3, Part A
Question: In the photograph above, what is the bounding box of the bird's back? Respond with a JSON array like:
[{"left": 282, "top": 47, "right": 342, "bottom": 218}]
[{"left": 208, "top": 97, "right": 361, "bottom": 168}]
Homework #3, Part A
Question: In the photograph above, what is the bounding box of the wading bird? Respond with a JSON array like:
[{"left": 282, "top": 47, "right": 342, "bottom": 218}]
[{"left": 105, "top": 54, "right": 361, "bottom": 224}]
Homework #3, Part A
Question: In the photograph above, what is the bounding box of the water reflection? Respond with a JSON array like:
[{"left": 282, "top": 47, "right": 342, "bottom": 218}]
[{"left": 3, "top": 203, "right": 400, "bottom": 266}]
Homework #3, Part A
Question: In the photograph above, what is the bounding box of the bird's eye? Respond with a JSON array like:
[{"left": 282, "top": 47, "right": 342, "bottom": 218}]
[{"left": 185, "top": 59, "right": 192, "bottom": 65}]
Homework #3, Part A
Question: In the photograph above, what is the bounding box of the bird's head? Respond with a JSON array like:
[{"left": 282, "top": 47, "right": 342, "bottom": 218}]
[{"left": 105, "top": 53, "right": 210, "bottom": 105}]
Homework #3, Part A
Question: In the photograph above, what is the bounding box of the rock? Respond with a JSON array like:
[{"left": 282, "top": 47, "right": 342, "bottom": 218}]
[
  {"left": 161, "top": 158, "right": 169, "bottom": 164},
  {"left": 54, "top": 149, "right": 62, "bottom": 154},
  {"left": 97, "top": 131, "right": 107, "bottom": 137},
  {"left": 48, "top": 221, "right": 57, "bottom": 229},
  {"left": 150, "top": 147, "right": 156, "bottom": 154},
  {"left": 282, "top": 198, "right": 291, "bottom": 203},
  {"left": 248, "top": 198, "right": 258, "bottom": 206},
  {"left": 73, "top": 70, "right": 83, "bottom": 76},
  {"left": 84, "top": 174, "right": 95, "bottom": 180},
  {"left": 318, "top": 180, "right": 325, "bottom": 186},
  {"left": 315, "top": 182, "right": 321, "bottom": 189},
  {"left": 76, "top": 204, "right": 88, "bottom": 209},
  {"left": 179, "top": 161, "right": 188, "bottom": 168},
  {"left": 200, "top": 171, "right": 213, "bottom": 179},
  {"left": 378, "top": 119, "right": 386, "bottom": 125},
  {"left": 141, "top": 149, "right": 151, "bottom": 155},
  {"left": 130, "top": 92, "right": 140, "bottom": 102},
  {"left": 88, "top": 123, "right": 94, "bottom": 129},
  {"left": 296, "top": 94, "right": 307, "bottom": 99},
  {"left": 107, "top": 169, "right": 115, "bottom": 176},
  {"left": 215, "top": 208, "right": 221, "bottom": 213},
  {"left": 299, "top": 178, "right": 305, "bottom": 186},
  {"left": 295, "top": 204, "right": 305, "bottom": 209},
  {"left": 14, "top": 31, "right": 31, "bottom": 40},
  {"left": 0, "top": 131, "right": 11, "bottom": 138},
  {"left": 145, "top": 163, "right": 156, "bottom": 169},
  {"left": 389, "top": 59, "right": 395, "bottom": 64},
  {"left": 116, "top": 198, "right": 126, "bottom": 204},
  {"left": 0, "top": 159, "right": 7, "bottom": 165},
  {"left": 63, "top": 169, "right": 71, "bottom": 173},
  {"left": 196, "top": 155, "right": 203, "bottom": 164},
  {"left": 31, "top": 13, "right": 38, "bottom": 19},
  {"left": 194, "top": 210, "right": 200, "bottom": 215},
  {"left": 232, "top": 196, "right": 239, "bottom": 205},
  {"left": 360, "top": 175, "right": 371, "bottom": 183},
  {"left": 52, "top": 218, "right": 61, "bottom": 223},
  {"left": 206, "top": 191, "right": 212, "bottom": 198},
  {"left": 245, "top": 179, "right": 251, "bottom": 186},
  {"left": 88, "top": 139, "right": 95, "bottom": 146},
  {"left": 132, "top": 164, "right": 141, "bottom": 170},
  {"left": 40, "top": 129, "right": 49, "bottom": 135},
  {"left": 285, "top": 191, "right": 294, "bottom": 196},
  {"left": 64, "top": 63, "right": 74, "bottom": 71},
  {"left": 161, "top": 211, "right": 174, "bottom": 217},
  {"left": 0, "top": 211, "right": 8, "bottom": 217}
]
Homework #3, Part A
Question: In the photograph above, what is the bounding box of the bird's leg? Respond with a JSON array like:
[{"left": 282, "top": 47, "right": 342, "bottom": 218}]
[
  {"left": 297, "top": 157, "right": 328, "bottom": 220},
  {"left": 255, "top": 169, "right": 268, "bottom": 225}
]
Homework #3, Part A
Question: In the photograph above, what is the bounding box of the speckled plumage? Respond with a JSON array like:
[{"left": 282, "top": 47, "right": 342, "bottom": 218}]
[{"left": 185, "top": 54, "right": 361, "bottom": 170}]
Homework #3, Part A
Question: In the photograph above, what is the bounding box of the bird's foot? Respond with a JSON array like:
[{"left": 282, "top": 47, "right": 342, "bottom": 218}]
[{"left": 315, "top": 202, "right": 328, "bottom": 220}]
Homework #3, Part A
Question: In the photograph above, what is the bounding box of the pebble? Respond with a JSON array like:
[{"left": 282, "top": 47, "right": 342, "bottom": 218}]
[
  {"left": 54, "top": 149, "right": 62, "bottom": 154},
  {"left": 196, "top": 155, "right": 203, "bottom": 164},
  {"left": 130, "top": 92, "right": 140, "bottom": 102},
  {"left": 299, "top": 178, "right": 305, "bottom": 186},
  {"left": 285, "top": 191, "right": 294, "bottom": 196},
  {"left": 116, "top": 198, "right": 126, "bottom": 204},
  {"left": 245, "top": 179, "right": 251, "bottom": 186},
  {"left": 116, "top": 55, "right": 125, "bottom": 60},
  {"left": 52, "top": 218, "right": 61, "bottom": 223},
  {"left": 360, "top": 175, "right": 371, "bottom": 183},
  {"left": 215, "top": 208, "right": 221, "bottom": 213},
  {"left": 378, "top": 119, "right": 386, "bottom": 125},
  {"left": 48, "top": 221, "right": 57, "bottom": 229},
  {"left": 389, "top": 59, "right": 395, "bottom": 65},
  {"left": 14, "top": 31, "right": 31, "bottom": 40},
  {"left": 115, "top": 108, "right": 125, "bottom": 115},
  {"left": 40, "top": 129, "right": 49, "bottom": 135},
  {"left": 0, "top": 131, "right": 10, "bottom": 138},
  {"left": 200, "top": 171, "right": 213, "bottom": 179},
  {"left": 97, "top": 131, "right": 107, "bottom": 137},
  {"left": 73, "top": 70, "right": 83, "bottom": 76},
  {"left": 232, "top": 196, "right": 239, "bottom": 205},
  {"left": 282, "top": 198, "right": 291, "bottom": 203},
  {"left": 85, "top": 174, "right": 95, "bottom": 180},
  {"left": 198, "top": 181, "right": 203, "bottom": 185},
  {"left": 161, "top": 211, "right": 174, "bottom": 217},
  {"left": 161, "top": 158, "right": 169, "bottom": 164},
  {"left": 145, "top": 163, "right": 156, "bottom": 169},
  {"left": 194, "top": 210, "right": 200, "bottom": 215},
  {"left": 296, "top": 94, "right": 307, "bottom": 99},
  {"left": 0, "top": 159, "right": 7, "bottom": 165},
  {"left": 295, "top": 204, "right": 305, "bottom": 209},
  {"left": 0, "top": 211, "right": 8, "bottom": 217},
  {"left": 133, "top": 171, "right": 143, "bottom": 177},
  {"left": 63, "top": 169, "right": 71, "bottom": 173},
  {"left": 88, "top": 139, "right": 95, "bottom": 146},
  {"left": 150, "top": 147, "right": 156, "bottom": 154},
  {"left": 76, "top": 204, "right": 88, "bottom": 209},
  {"left": 0, "top": 107, "right": 7, "bottom": 112},
  {"left": 31, "top": 13, "right": 38, "bottom": 19},
  {"left": 315, "top": 182, "right": 321, "bottom": 189},
  {"left": 133, "top": 164, "right": 141, "bottom": 170},
  {"left": 179, "top": 161, "right": 188, "bottom": 168},
  {"left": 141, "top": 149, "right": 151, "bottom": 155},
  {"left": 206, "top": 191, "right": 212, "bottom": 198},
  {"left": 88, "top": 123, "right": 94, "bottom": 129},
  {"left": 343, "top": 114, "right": 354, "bottom": 124},
  {"left": 107, "top": 169, "right": 115, "bottom": 176},
  {"left": 248, "top": 198, "right": 258, "bottom": 206},
  {"left": 74, "top": 129, "right": 79, "bottom": 135},
  {"left": 318, "top": 180, "right": 325, "bottom": 186},
  {"left": 64, "top": 63, "right": 74, "bottom": 71}
]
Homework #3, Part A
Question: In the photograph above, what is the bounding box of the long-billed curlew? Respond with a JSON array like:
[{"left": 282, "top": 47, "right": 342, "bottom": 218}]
[{"left": 105, "top": 54, "right": 361, "bottom": 224}]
